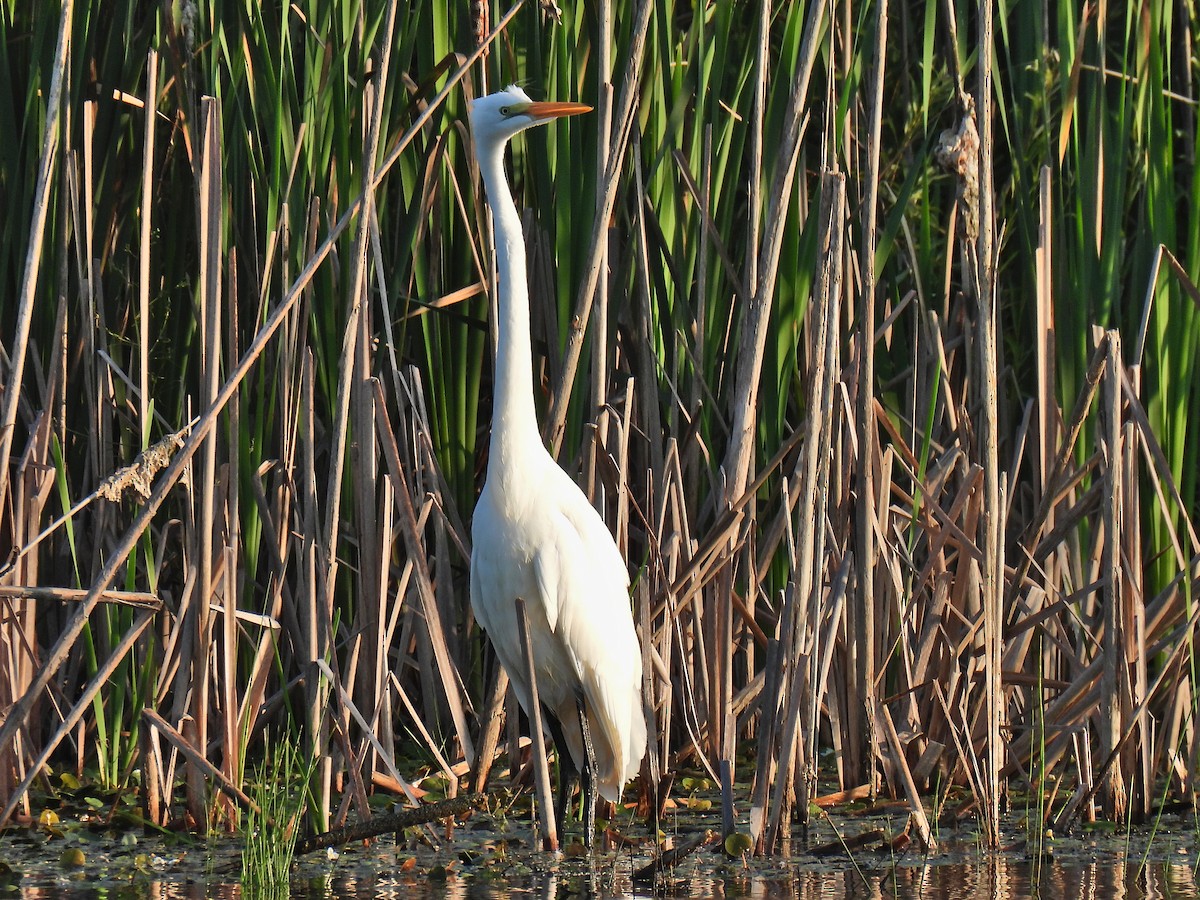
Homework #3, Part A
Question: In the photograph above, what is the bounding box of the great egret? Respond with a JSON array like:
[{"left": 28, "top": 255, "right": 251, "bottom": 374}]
[{"left": 468, "top": 85, "right": 647, "bottom": 849}]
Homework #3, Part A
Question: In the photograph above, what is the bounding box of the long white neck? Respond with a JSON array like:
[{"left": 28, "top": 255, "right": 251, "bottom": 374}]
[{"left": 478, "top": 135, "right": 544, "bottom": 479}]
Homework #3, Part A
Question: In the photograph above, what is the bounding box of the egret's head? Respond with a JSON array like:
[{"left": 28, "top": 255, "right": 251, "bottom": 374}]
[{"left": 469, "top": 85, "right": 591, "bottom": 148}]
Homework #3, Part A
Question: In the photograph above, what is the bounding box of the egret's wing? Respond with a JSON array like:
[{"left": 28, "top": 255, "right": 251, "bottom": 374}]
[
  {"left": 531, "top": 540, "right": 562, "bottom": 633},
  {"left": 472, "top": 467, "right": 647, "bottom": 798},
  {"left": 531, "top": 478, "right": 646, "bottom": 797}
]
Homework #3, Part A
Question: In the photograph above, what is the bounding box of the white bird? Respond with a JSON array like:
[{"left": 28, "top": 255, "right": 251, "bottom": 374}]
[{"left": 468, "top": 85, "right": 647, "bottom": 848}]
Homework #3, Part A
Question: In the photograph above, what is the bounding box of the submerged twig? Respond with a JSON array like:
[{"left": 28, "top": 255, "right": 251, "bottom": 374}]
[
  {"left": 632, "top": 829, "right": 718, "bottom": 884},
  {"left": 295, "top": 794, "right": 488, "bottom": 854}
]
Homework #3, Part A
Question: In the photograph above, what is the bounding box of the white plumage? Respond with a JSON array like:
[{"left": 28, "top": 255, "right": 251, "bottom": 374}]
[{"left": 467, "top": 87, "right": 647, "bottom": 837}]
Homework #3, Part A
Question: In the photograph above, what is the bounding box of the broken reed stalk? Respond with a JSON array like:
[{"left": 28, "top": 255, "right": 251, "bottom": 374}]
[
  {"left": 879, "top": 705, "right": 935, "bottom": 852},
  {"left": 745, "top": 0, "right": 768, "bottom": 302},
  {"left": 853, "top": 0, "right": 888, "bottom": 793},
  {"left": 140, "top": 719, "right": 163, "bottom": 828},
  {"left": 299, "top": 349, "right": 331, "bottom": 832},
  {"left": 749, "top": 633, "right": 781, "bottom": 853},
  {"left": 188, "top": 94, "right": 222, "bottom": 830},
  {"left": 344, "top": 0, "right": 396, "bottom": 793},
  {"left": 589, "top": 0, "right": 613, "bottom": 456},
  {"left": 137, "top": 48, "right": 157, "bottom": 444},
  {"left": 762, "top": 170, "right": 844, "bottom": 856},
  {"left": 1035, "top": 166, "right": 1055, "bottom": 500},
  {"left": 0, "top": 586, "right": 160, "bottom": 610},
  {"left": 472, "top": 668, "right": 510, "bottom": 794},
  {"left": 1100, "top": 329, "right": 1126, "bottom": 819},
  {"left": 975, "top": 0, "right": 1003, "bottom": 848},
  {"left": 515, "top": 598, "right": 558, "bottom": 852},
  {"left": 800, "top": 170, "right": 845, "bottom": 825},
  {"left": 716, "top": 756, "right": 734, "bottom": 840}
]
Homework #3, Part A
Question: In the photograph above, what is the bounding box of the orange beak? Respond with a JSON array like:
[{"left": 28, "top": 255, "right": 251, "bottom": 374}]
[{"left": 525, "top": 101, "right": 592, "bottom": 120}]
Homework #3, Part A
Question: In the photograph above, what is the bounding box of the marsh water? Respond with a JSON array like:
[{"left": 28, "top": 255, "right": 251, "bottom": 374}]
[{"left": 3, "top": 808, "right": 1200, "bottom": 899}]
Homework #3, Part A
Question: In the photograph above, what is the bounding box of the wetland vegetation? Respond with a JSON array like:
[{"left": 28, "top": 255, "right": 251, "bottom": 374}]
[{"left": 1, "top": 0, "right": 1200, "bottom": 892}]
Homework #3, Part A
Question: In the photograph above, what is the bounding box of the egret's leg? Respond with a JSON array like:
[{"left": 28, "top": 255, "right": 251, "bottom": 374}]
[
  {"left": 577, "top": 696, "right": 598, "bottom": 850},
  {"left": 544, "top": 711, "right": 579, "bottom": 835}
]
